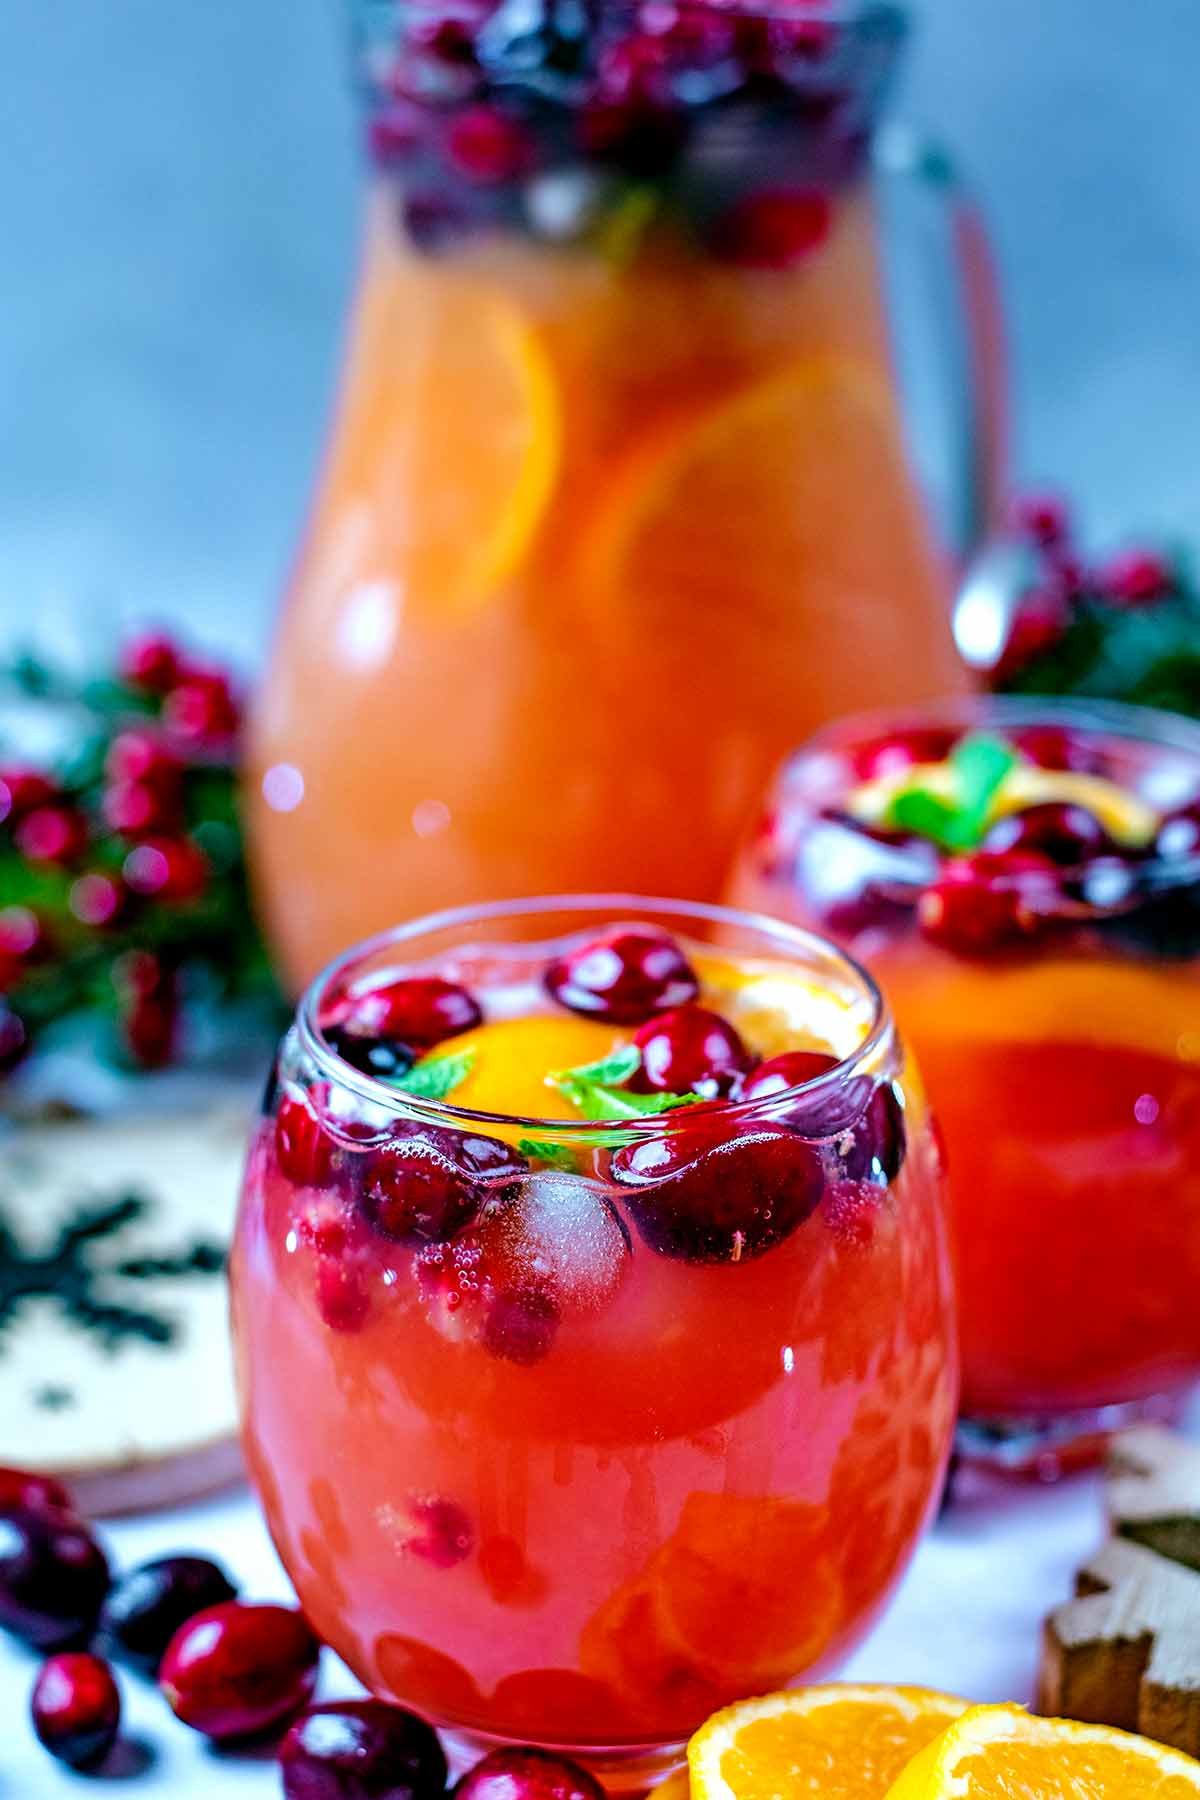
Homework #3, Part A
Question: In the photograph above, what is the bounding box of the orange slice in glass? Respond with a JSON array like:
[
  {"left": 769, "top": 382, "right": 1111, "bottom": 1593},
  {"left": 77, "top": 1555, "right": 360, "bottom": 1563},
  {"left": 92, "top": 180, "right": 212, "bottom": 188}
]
[
  {"left": 689, "top": 1683, "right": 971, "bottom": 1800},
  {"left": 884, "top": 1704, "right": 1200, "bottom": 1800},
  {"left": 435, "top": 1015, "right": 629, "bottom": 1121}
]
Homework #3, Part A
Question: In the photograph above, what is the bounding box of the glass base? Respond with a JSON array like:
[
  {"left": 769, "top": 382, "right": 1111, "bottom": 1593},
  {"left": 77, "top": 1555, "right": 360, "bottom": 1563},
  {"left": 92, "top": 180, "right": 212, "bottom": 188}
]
[
  {"left": 955, "top": 1391, "right": 1186, "bottom": 1482},
  {"left": 442, "top": 1726, "right": 685, "bottom": 1795}
]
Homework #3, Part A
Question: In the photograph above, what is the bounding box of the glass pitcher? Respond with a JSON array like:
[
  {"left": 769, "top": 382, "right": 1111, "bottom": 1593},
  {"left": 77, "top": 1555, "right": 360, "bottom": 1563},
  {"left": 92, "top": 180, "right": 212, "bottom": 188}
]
[{"left": 247, "top": 0, "right": 1003, "bottom": 987}]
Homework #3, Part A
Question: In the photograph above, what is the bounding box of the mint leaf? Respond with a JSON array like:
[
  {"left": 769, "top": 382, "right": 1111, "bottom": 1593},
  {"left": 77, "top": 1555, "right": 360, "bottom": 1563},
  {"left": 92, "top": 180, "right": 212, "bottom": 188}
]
[
  {"left": 551, "top": 1044, "right": 641, "bottom": 1088},
  {"left": 888, "top": 731, "right": 1018, "bottom": 852},
  {"left": 890, "top": 788, "right": 965, "bottom": 850},
  {"left": 516, "top": 1138, "right": 578, "bottom": 1172},
  {"left": 555, "top": 1077, "right": 706, "bottom": 1122},
  {"left": 386, "top": 1048, "right": 475, "bottom": 1101}
]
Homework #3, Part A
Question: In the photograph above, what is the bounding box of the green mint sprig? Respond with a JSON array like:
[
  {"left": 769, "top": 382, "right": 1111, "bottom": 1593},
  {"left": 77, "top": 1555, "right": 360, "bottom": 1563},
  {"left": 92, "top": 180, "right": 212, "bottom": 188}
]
[
  {"left": 384, "top": 1047, "right": 475, "bottom": 1101},
  {"left": 888, "top": 731, "right": 1018, "bottom": 852},
  {"left": 547, "top": 1043, "right": 706, "bottom": 1122},
  {"left": 515, "top": 1138, "right": 578, "bottom": 1172}
]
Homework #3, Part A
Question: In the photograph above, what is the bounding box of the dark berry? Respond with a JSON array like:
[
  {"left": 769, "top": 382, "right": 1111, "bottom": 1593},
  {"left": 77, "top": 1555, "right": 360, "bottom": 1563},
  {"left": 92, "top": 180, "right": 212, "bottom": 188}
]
[
  {"left": 711, "top": 187, "right": 832, "bottom": 269},
  {"left": 917, "top": 851, "right": 1056, "bottom": 955},
  {"left": 610, "top": 1123, "right": 823, "bottom": 1262},
  {"left": 31, "top": 1652, "right": 121, "bottom": 1770},
  {"left": 983, "top": 801, "right": 1113, "bottom": 864},
  {"left": 0, "top": 766, "right": 57, "bottom": 824},
  {"left": 276, "top": 1091, "right": 336, "bottom": 1186},
  {"left": 357, "top": 1125, "right": 526, "bottom": 1246},
  {"left": 0, "top": 1001, "right": 29, "bottom": 1072},
  {"left": 281, "top": 1699, "right": 448, "bottom": 1800},
  {"left": 14, "top": 804, "right": 88, "bottom": 866},
  {"left": 405, "top": 1498, "right": 474, "bottom": 1568},
  {"left": 0, "top": 1507, "right": 110, "bottom": 1651},
  {"left": 454, "top": 1745, "right": 605, "bottom": 1800},
  {"left": 632, "top": 1004, "right": 752, "bottom": 1098},
  {"left": 483, "top": 1285, "right": 560, "bottom": 1364},
  {"left": 544, "top": 926, "right": 698, "bottom": 1023},
  {"left": 833, "top": 1081, "right": 907, "bottom": 1185},
  {"left": 120, "top": 632, "right": 183, "bottom": 693},
  {"left": 122, "top": 835, "right": 209, "bottom": 902},
  {"left": 0, "top": 1468, "right": 74, "bottom": 1518},
  {"left": 446, "top": 105, "right": 533, "bottom": 183},
  {"left": 737, "top": 1049, "right": 866, "bottom": 1136},
  {"left": 852, "top": 727, "right": 957, "bottom": 782},
  {"left": 329, "top": 1027, "right": 417, "bottom": 1081},
  {"left": 1157, "top": 804, "right": 1200, "bottom": 862},
  {"left": 332, "top": 976, "right": 482, "bottom": 1048},
  {"left": 1100, "top": 548, "right": 1172, "bottom": 606},
  {"left": 160, "top": 1601, "right": 320, "bottom": 1741},
  {"left": 1009, "top": 491, "right": 1070, "bottom": 548},
  {"left": 100, "top": 1555, "right": 238, "bottom": 1675}
]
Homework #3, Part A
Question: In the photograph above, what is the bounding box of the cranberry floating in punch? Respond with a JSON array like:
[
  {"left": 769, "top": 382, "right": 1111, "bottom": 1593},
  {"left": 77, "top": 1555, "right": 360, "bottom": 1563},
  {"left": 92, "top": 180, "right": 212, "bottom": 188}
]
[
  {"left": 246, "top": 0, "right": 1008, "bottom": 986},
  {"left": 730, "top": 698, "right": 1200, "bottom": 1471},
  {"left": 231, "top": 897, "right": 955, "bottom": 1784}
]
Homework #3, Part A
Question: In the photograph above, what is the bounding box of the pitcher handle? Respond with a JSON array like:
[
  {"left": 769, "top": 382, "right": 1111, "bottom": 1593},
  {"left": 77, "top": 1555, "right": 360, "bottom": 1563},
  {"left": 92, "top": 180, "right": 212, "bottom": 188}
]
[{"left": 874, "top": 123, "right": 1010, "bottom": 564}]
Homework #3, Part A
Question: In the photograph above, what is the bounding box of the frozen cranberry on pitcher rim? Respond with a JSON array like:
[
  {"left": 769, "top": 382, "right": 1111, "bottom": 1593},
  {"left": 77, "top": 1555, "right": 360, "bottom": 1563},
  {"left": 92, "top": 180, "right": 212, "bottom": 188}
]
[
  {"left": 728, "top": 698, "right": 1200, "bottom": 1472},
  {"left": 231, "top": 896, "right": 955, "bottom": 1780}
]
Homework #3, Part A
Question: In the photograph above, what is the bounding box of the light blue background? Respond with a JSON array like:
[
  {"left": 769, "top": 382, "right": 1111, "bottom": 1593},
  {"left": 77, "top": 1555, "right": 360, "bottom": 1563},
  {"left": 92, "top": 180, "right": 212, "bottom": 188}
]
[{"left": 1, "top": 0, "right": 1197, "bottom": 663}]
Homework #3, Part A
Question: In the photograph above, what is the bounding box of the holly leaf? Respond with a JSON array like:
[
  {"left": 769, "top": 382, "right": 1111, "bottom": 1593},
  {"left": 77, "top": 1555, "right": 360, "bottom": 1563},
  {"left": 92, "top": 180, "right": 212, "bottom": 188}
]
[{"left": 386, "top": 1048, "right": 475, "bottom": 1101}]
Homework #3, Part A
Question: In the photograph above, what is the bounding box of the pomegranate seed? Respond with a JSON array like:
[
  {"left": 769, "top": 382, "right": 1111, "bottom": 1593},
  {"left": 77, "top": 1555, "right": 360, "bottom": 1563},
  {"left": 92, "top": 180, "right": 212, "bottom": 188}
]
[
  {"left": 332, "top": 976, "right": 482, "bottom": 1048},
  {"left": 119, "top": 632, "right": 183, "bottom": 693},
  {"left": 712, "top": 188, "right": 832, "bottom": 269},
  {"left": 280, "top": 1700, "right": 447, "bottom": 1800},
  {"left": 0, "top": 1002, "right": 29, "bottom": 1072},
  {"left": 14, "top": 804, "right": 88, "bottom": 866},
  {"left": 610, "top": 1123, "right": 823, "bottom": 1262},
  {"left": 917, "top": 850, "right": 1056, "bottom": 955},
  {"left": 853, "top": 727, "right": 957, "bottom": 782},
  {"left": 405, "top": 1497, "right": 474, "bottom": 1568},
  {"left": 1009, "top": 491, "right": 1070, "bottom": 548},
  {"left": 1100, "top": 548, "right": 1173, "bottom": 606},
  {"left": 0, "top": 1468, "right": 74, "bottom": 1518},
  {"left": 1157, "top": 803, "right": 1200, "bottom": 862},
  {"left": 446, "top": 105, "right": 533, "bottom": 183},
  {"left": 983, "top": 800, "right": 1112, "bottom": 863},
  {"left": 275, "top": 1091, "right": 337, "bottom": 1186},
  {"left": 455, "top": 1746, "right": 605, "bottom": 1800},
  {"left": 544, "top": 925, "right": 698, "bottom": 1023},
  {"left": 123, "top": 835, "right": 209, "bottom": 902},
  {"left": 632, "top": 1004, "right": 752, "bottom": 1098},
  {"left": 482, "top": 1284, "right": 560, "bottom": 1365},
  {"left": 356, "top": 1126, "right": 526, "bottom": 1246},
  {"left": 100, "top": 1555, "right": 237, "bottom": 1675},
  {"left": 0, "top": 1508, "right": 111, "bottom": 1651},
  {"left": 0, "top": 766, "right": 57, "bottom": 824},
  {"left": 163, "top": 669, "right": 240, "bottom": 745},
  {"left": 160, "top": 1601, "right": 320, "bottom": 1741},
  {"left": 31, "top": 1652, "right": 121, "bottom": 1770},
  {"left": 69, "top": 871, "right": 126, "bottom": 927}
]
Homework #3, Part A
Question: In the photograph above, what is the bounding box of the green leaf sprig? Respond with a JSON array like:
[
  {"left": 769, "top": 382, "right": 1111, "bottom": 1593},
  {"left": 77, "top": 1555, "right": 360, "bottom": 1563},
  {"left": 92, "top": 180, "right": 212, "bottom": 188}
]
[
  {"left": 887, "top": 732, "right": 1018, "bottom": 852},
  {"left": 384, "top": 1047, "right": 475, "bottom": 1101},
  {"left": 547, "top": 1043, "right": 706, "bottom": 1122}
]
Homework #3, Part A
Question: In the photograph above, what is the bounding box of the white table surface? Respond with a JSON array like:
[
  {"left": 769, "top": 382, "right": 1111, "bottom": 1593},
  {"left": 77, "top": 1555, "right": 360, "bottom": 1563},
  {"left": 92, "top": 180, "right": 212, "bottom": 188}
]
[{"left": 6, "top": 1403, "right": 1198, "bottom": 1798}]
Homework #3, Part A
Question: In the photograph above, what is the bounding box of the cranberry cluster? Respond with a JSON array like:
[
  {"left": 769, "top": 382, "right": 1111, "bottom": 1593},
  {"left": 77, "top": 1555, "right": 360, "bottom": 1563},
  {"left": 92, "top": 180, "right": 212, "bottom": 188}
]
[
  {"left": 0, "top": 632, "right": 266, "bottom": 1076},
  {"left": 0, "top": 1463, "right": 606, "bottom": 1798},
  {"left": 272, "top": 926, "right": 904, "bottom": 1355},
  {"left": 360, "top": 0, "right": 903, "bottom": 259},
  {"left": 791, "top": 726, "right": 1200, "bottom": 960}
]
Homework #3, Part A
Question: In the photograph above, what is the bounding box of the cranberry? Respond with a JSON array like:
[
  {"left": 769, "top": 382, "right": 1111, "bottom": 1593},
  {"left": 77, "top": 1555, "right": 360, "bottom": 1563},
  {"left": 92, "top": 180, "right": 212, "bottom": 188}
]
[
  {"left": 983, "top": 801, "right": 1112, "bottom": 864},
  {"left": 455, "top": 1746, "right": 605, "bottom": 1800},
  {"left": 357, "top": 1126, "right": 526, "bottom": 1246},
  {"left": 405, "top": 1498, "right": 474, "bottom": 1569},
  {"left": 0, "top": 1507, "right": 110, "bottom": 1650},
  {"left": 738, "top": 1049, "right": 860, "bottom": 1134},
  {"left": 1157, "top": 804, "right": 1200, "bottom": 862},
  {"left": 14, "top": 804, "right": 88, "bottom": 866},
  {"left": 123, "top": 835, "right": 209, "bottom": 902},
  {"left": 118, "top": 956, "right": 180, "bottom": 1068},
  {"left": 739, "top": 1049, "right": 838, "bottom": 1103},
  {"left": 917, "top": 851, "right": 1056, "bottom": 955},
  {"left": 544, "top": 926, "right": 698, "bottom": 1023},
  {"left": 1100, "top": 548, "right": 1172, "bottom": 606},
  {"left": 833, "top": 1081, "right": 907, "bottom": 1185},
  {"left": 482, "top": 1284, "right": 560, "bottom": 1364},
  {"left": 853, "top": 727, "right": 957, "bottom": 782},
  {"left": 1008, "top": 724, "right": 1099, "bottom": 773},
  {"left": 1009, "top": 491, "right": 1070, "bottom": 548},
  {"left": 100, "top": 1555, "right": 238, "bottom": 1674},
  {"left": 0, "top": 766, "right": 57, "bottom": 824},
  {"left": 712, "top": 187, "right": 832, "bottom": 269},
  {"left": 0, "top": 1468, "right": 74, "bottom": 1518},
  {"left": 281, "top": 1700, "right": 448, "bottom": 1800},
  {"left": 0, "top": 1001, "right": 29, "bottom": 1072},
  {"left": 610, "top": 1123, "right": 823, "bottom": 1262},
  {"left": 333, "top": 976, "right": 482, "bottom": 1047},
  {"left": 329, "top": 1029, "right": 417, "bottom": 1081},
  {"left": 275, "top": 1091, "right": 337, "bottom": 1186},
  {"left": 446, "top": 105, "right": 533, "bottom": 183},
  {"left": 163, "top": 669, "right": 240, "bottom": 744},
  {"left": 160, "top": 1601, "right": 320, "bottom": 1741},
  {"left": 120, "top": 631, "right": 183, "bottom": 693},
  {"left": 31, "top": 1652, "right": 121, "bottom": 1770},
  {"left": 632, "top": 1004, "right": 752, "bottom": 1098}
]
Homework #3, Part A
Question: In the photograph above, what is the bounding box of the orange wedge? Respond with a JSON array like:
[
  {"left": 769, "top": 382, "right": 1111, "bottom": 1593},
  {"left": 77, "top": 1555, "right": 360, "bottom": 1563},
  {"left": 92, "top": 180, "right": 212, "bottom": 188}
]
[
  {"left": 689, "top": 1683, "right": 972, "bottom": 1800},
  {"left": 322, "top": 269, "right": 560, "bottom": 616},
  {"left": 884, "top": 1703, "right": 1200, "bottom": 1800},
  {"left": 434, "top": 1015, "right": 628, "bottom": 1121}
]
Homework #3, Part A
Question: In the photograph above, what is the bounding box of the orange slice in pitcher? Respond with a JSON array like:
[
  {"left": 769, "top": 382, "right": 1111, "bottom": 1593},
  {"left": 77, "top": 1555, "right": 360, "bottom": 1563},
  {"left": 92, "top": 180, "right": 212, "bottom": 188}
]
[
  {"left": 326, "top": 273, "right": 560, "bottom": 615},
  {"left": 689, "top": 1683, "right": 972, "bottom": 1800},
  {"left": 884, "top": 1703, "right": 1200, "bottom": 1800}
]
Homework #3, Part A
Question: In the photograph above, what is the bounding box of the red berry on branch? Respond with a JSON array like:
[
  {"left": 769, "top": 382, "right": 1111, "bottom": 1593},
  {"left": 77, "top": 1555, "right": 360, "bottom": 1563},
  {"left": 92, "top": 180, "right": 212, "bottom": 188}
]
[
  {"left": 69, "top": 873, "right": 126, "bottom": 929},
  {"left": 991, "top": 586, "right": 1069, "bottom": 682},
  {"left": 1099, "top": 548, "right": 1172, "bottom": 606},
  {"left": 0, "top": 906, "right": 47, "bottom": 962},
  {"left": 123, "top": 836, "right": 209, "bottom": 903},
  {"left": 0, "top": 767, "right": 57, "bottom": 825},
  {"left": 114, "top": 953, "right": 180, "bottom": 1069},
  {"left": 102, "top": 780, "right": 179, "bottom": 836},
  {"left": 13, "top": 805, "right": 89, "bottom": 867},
  {"left": 119, "top": 632, "right": 183, "bottom": 694},
  {"left": 105, "top": 726, "right": 181, "bottom": 790},
  {"left": 1009, "top": 491, "right": 1071, "bottom": 549},
  {"left": 163, "top": 669, "right": 240, "bottom": 746}
]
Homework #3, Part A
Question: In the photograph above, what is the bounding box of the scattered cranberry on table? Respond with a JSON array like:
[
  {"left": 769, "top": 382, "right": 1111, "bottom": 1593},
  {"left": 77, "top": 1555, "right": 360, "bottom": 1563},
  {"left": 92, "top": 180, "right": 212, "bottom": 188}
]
[
  {"left": 100, "top": 1553, "right": 239, "bottom": 1675},
  {"left": 0, "top": 1466, "right": 75, "bottom": 1519},
  {"left": 0, "top": 1506, "right": 111, "bottom": 1651},
  {"left": 280, "top": 1700, "right": 448, "bottom": 1800},
  {"left": 31, "top": 1651, "right": 122, "bottom": 1770},
  {"left": 454, "top": 1746, "right": 605, "bottom": 1800},
  {"left": 160, "top": 1600, "right": 321, "bottom": 1741}
]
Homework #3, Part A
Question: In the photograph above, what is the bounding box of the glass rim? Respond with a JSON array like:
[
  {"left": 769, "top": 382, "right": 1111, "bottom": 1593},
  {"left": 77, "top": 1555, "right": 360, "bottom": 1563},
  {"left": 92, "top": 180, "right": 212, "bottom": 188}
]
[
  {"left": 794, "top": 692, "right": 1200, "bottom": 761},
  {"left": 295, "top": 892, "right": 892, "bottom": 1137}
]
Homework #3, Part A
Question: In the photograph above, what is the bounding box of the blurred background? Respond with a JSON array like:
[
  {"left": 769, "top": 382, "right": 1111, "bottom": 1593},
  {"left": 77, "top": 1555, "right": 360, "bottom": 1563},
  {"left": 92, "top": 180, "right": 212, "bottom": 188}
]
[{"left": 1, "top": 0, "right": 1197, "bottom": 662}]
